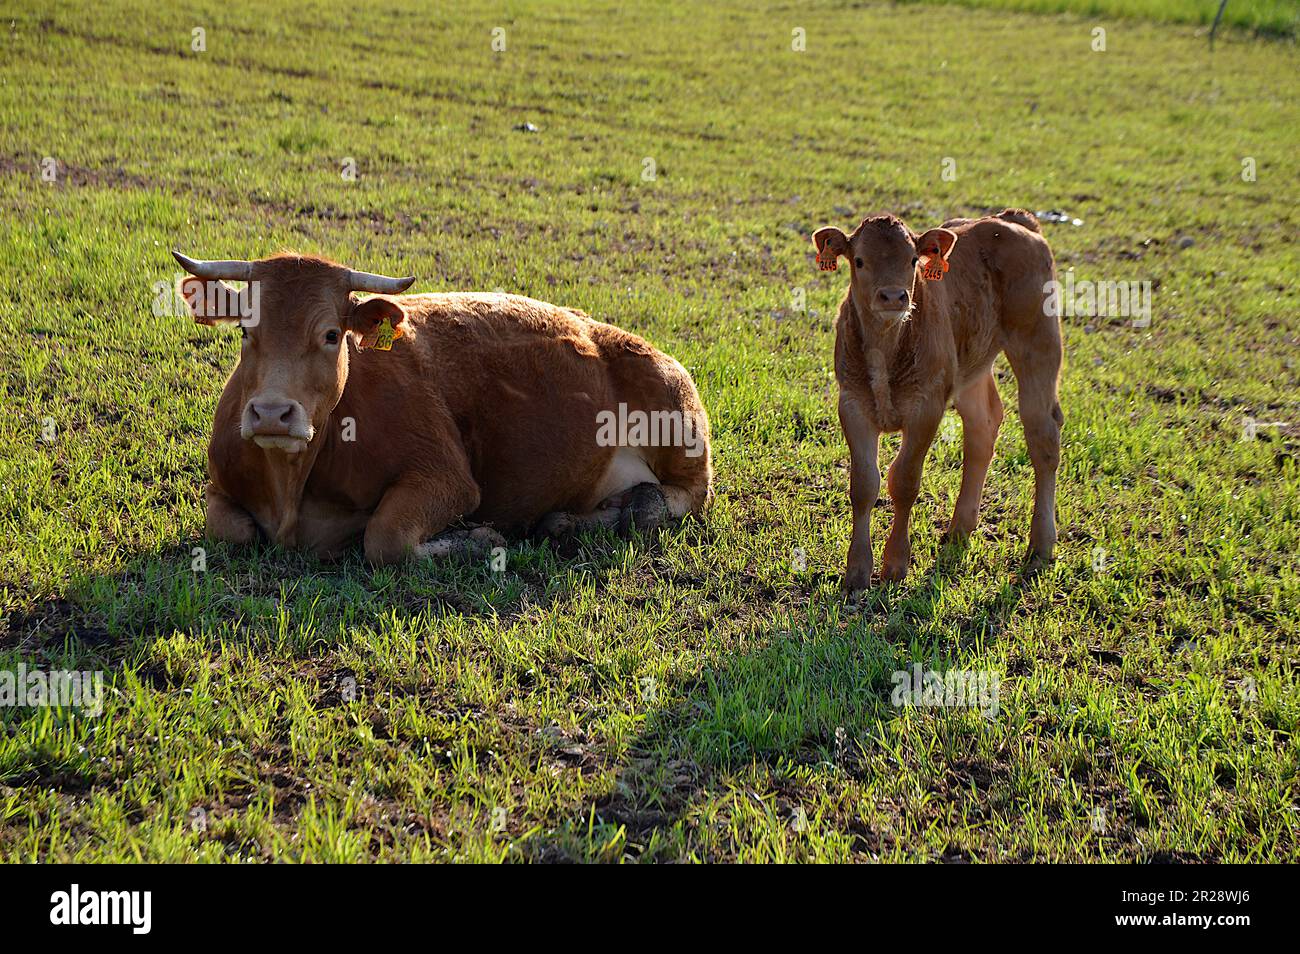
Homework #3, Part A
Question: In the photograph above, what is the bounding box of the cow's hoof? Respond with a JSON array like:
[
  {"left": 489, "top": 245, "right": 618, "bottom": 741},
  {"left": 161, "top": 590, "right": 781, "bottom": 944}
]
[
  {"left": 536, "top": 511, "right": 575, "bottom": 539},
  {"left": 415, "top": 530, "right": 470, "bottom": 559},
  {"left": 618, "top": 482, "right": 669, "bottom": 537},
  {"left": 467, "top": 526, "right": 507, "bottom": 555},
  {"left": 416, "top": 526, "right": 505, "bottom": 560}
]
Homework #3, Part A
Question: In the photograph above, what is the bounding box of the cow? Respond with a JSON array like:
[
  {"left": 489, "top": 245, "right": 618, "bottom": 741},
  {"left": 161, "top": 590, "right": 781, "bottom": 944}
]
[
  {"left": 172, "top": 252, "right": 712, "bottom": 564},
  {"left": 811, "top": 208, "right": 1063, "bottom": 591}
]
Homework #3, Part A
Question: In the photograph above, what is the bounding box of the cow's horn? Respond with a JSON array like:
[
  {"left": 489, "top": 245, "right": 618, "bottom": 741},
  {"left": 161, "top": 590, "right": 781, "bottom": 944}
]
[
  {"left": 172, "top": 251, "right": 253, "bottom": 281},
  {"left": 346, "top": 269, "right": 415, "bottom": 294}
]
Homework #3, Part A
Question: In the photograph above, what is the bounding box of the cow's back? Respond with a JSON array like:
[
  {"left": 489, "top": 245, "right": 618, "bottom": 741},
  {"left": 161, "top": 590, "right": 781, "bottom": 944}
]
[{"left": 388, "top": 293, "right": 685, "bottom": 526}]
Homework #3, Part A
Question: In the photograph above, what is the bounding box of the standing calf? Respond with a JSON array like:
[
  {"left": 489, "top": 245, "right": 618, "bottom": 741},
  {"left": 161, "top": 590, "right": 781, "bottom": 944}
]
[{"left": 812, "top": 209, "right": 1063, "bottom": 591}]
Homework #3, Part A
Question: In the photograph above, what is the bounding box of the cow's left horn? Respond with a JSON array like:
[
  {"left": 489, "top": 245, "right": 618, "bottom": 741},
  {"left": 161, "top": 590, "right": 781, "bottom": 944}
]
[
  {"left": 346, "top": 269, "right": 415, "bottom": 294},
  {"left": 172, "top": 251, "right": 253, "bottom": 281}
]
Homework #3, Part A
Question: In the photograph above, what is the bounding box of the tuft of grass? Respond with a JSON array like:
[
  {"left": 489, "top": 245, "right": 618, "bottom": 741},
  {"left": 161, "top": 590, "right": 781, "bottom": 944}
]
[{"left": 1, "top": 0, "right": 1297, "bottom": 862}]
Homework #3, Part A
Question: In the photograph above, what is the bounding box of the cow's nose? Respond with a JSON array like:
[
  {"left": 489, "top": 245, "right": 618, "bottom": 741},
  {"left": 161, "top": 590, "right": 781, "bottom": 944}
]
[
  {"left": 877, "top": 287, "right": 910, "bottom": 309},
  {"left": 250, "top": 402, "right": 295, "bottom": 427}
]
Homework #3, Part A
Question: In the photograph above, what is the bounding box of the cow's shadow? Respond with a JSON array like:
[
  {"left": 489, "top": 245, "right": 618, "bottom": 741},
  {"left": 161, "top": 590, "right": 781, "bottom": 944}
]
[
  {"left": 526, "top": 549, "right": 1034, "bottom": 861},
  {"left": 6, "top": 526, "right": 647, "bottom": 654},
  {"left": 0, "top": 529, "right": 650, "bottom": 758}
]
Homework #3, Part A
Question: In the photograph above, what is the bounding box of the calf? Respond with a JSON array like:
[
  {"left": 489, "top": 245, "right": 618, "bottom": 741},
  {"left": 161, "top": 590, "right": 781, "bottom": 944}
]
[
  {"left": 812, "top": 209, "right": 1063, "bottom": 591},
  {"left": 173, "top": 252, "right": 712, "bottom": 564}
]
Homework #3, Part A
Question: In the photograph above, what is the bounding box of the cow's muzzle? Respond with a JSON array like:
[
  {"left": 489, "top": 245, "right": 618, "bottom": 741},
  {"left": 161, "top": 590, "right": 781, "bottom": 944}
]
[{"left": 241, "top": 398, "right": 314, "bottom": 452}]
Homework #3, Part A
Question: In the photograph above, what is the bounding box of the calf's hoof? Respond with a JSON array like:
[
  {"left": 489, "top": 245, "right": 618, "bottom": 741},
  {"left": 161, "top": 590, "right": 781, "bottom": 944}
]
[
  {"left": 842, "top": 567, "right": 873, "bottom": 596},
  {"left": 879, "top": 560, "right": 909, "bottom": 583},
  {"left": 939, "top": 526, "right": 971, "bottom": 550},
  {"left": 1020, "top": 546, "right": 1054, "bottom": 576},
  {"left": 618, "top": 482, "right": 669, "bottom": 537}
]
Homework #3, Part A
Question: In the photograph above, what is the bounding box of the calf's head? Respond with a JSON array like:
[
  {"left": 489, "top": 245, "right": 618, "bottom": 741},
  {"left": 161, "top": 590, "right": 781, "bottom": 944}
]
[
  {"left": 813, "top": 215, "right": 957, "bottom": 322},
  {"left": 174, "top": 252, "right": 414, "bottom": 454}
]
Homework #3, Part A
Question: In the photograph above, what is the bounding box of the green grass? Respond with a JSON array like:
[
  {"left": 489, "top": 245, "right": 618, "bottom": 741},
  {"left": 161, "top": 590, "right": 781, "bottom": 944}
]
[
  {"left": 1, "top": 0, "right": 1297, "bottom": 862},
  {"left": 904, "top": 0, "right": 1300, "bottom": 37}
]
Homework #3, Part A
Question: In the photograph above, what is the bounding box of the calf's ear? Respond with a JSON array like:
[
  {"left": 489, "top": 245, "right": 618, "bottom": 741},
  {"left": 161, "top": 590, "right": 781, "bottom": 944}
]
[
  {"left": 348, "top": 296, "right": 411, "bottom": 350},
  {"left": 812, "top": 227, "right": 850, "bottom": 271},
  {"left": 914, "top": 227, "right": 958, "bottom": 265},
  {"left": 178, "top": 276, "right": 247, "bottom": 326}
]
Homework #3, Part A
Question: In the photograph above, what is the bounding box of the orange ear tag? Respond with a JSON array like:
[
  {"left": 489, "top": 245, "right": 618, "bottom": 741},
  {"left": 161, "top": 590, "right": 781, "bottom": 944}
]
[
  {"left": 817, "top": 247, "right": 839, "bottom": 271},
  {"left": 919, "top": 253, "right": 949, "bottom": 282},
  {"left": 373, "top": 318, "right": 396, "bottom": 351}
]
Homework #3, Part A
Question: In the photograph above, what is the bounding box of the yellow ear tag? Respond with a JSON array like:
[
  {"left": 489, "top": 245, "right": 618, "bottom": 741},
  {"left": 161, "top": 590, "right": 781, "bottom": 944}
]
[{"left": 374, "top": 318, "right": 396, "bottom": 351}]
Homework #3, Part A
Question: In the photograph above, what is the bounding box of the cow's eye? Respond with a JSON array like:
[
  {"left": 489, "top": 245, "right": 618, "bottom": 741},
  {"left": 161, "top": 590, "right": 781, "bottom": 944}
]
[
  {"left": 854, "top": 257, "right": 863, "bottom": 268},
  {"left": 912, "top": 256, "right": 919, "bottom": 266},
  {"left": 324, "top": 330, "right": 340, "bottom": 346},
  {"left": 240, "top": 325, "right": 249, "bottom": 340}
]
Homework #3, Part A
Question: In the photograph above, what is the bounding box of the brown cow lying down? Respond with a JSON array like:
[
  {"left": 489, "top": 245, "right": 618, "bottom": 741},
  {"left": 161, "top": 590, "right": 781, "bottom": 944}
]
[
  {"left": 173, "top": 252, "right": 712, "bottom": 564},
  {"left": 812, "top": 209, "right": 1063, "bottom": 592}
]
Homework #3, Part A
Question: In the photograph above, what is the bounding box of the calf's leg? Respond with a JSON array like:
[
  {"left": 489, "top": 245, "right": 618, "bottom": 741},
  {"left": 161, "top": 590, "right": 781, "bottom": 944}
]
[
  {"left": 839, "top": 394, "right": 880, "bottom": 592},
  {"left": 946, "top": 371, "right": 1004, "bottom": 541},
  {"left": 881, "top": 408, "right": 942, "bottom": 582},
  {"left": 1005, "top": 333, "right": 1063, "bottom": 566}
]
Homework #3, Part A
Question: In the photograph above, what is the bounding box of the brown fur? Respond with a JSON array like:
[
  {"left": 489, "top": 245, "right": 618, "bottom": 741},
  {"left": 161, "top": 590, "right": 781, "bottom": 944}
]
[
  {"left": 813, "top": 209, "right": 1063, "bottom": 590},
  {"left": 185, "top": 254, "right": 712, "bottom": 564}
]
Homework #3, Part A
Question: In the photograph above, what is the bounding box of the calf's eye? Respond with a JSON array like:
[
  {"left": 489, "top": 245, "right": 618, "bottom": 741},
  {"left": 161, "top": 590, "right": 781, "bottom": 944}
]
[
  {"left": 912, "top": 256, "right": 919, "bottom": 266},
  {"left": 324, "top": 330, "right": 340, "bottom": 345},
  {"left": 854, "top": 257, "right": 863, "bottom": 268}
]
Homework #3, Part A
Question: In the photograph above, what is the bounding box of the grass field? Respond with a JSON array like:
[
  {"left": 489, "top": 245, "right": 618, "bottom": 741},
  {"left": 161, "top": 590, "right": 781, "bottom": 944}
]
[{"left": 1, "top": 0, "right": 1297, "bottom": 862}]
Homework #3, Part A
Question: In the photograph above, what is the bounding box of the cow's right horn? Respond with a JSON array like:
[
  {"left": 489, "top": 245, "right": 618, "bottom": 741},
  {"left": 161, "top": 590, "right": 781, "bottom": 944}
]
[
  {"left": 172, "top": 251, "right": 253, "bottom": 281},
  {"left": 346, "top": 269, "right": 415, "bottom": 294}
]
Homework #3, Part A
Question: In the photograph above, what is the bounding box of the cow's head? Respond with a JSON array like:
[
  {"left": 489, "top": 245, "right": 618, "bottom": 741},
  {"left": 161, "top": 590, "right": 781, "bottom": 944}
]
[
  {"left": 812, "top": 215, "right": 957, "bottom": 323},
  {"left": 174, "top": 252, "right": 414, "bottom": 454}
]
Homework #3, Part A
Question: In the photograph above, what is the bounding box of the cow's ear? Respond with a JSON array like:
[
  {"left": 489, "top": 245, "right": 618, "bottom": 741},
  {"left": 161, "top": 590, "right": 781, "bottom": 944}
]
[
  {"left": 348, "top": 296, "right": 410, "bottom": 350},
  {"left": 812, "top": 227, "right": 849, "bottom": 271},
  {"left": 178, "top": 276, "right": 246, "bottom": 326},
  {"left": 914, "top": 227, "right": 958, "bottom": 265}
]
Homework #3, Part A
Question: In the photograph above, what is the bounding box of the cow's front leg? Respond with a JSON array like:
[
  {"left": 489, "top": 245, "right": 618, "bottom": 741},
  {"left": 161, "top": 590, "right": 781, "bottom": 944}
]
[
  {"left": 364, "top": 475, "right": 481, "bottom": 566},
  {"left": 839, "top": 394, "right": 880, "bottom": 593},
  {"left": 881, "top": 408, "right": 942, "bottom": 582},
  {"left": 205, "top": 483, "right": 257, "bottom": 545}
]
